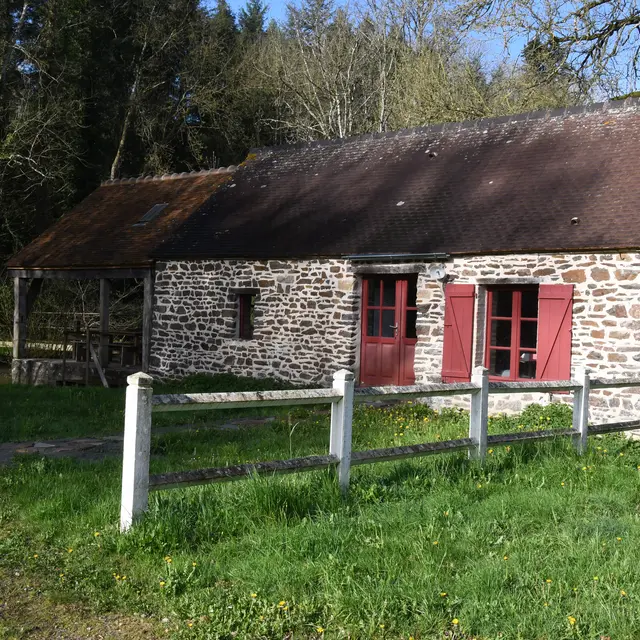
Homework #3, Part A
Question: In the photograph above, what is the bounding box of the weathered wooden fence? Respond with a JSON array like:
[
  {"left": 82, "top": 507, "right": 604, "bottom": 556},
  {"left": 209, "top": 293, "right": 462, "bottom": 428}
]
[{"left": 120, "top": 367, "right": 640, "bottom": 531}]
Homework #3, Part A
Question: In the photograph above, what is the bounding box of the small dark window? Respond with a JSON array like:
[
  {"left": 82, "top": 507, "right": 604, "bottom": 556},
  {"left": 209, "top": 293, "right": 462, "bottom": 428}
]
[
  {"left": 238, "top": 294, "right": 255, "bottom": 339},
  {"left": 134, "top": 203, "right": 169, "bottom": 226}
]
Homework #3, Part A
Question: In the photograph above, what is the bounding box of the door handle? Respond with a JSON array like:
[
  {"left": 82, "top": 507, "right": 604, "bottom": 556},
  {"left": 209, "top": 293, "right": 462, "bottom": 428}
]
[{"left": 390, "top": 324, "right": 398, "bottom": 330}]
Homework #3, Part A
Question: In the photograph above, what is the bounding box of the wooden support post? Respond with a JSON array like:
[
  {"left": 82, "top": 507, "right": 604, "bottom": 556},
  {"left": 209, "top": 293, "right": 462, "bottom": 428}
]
[
  {"left": 142, "top": 271, "right": 154, "bottom": 373},
  {"left": 99, "top": 279, "right": 111, "bottom": 367},
  {"left": 469, "top": 366, "right": 489, "bottom": 460},
  {"left": 25, "top": 279, "right": 43, "bottom": 317},
  {"left": 120, "top": 372, "right": 153, "bottom": 532},
  {"left": 572, "top": 366, "right": 590, "bottom": 454},
  {"left": 85, "top": 329, "right": 91, "bottom": 386},
  {"left": 330, "top": 369, "right": 355, "bottom": 493},
  {"left": 13, "top": 277, "right": 27, "bottom": 359}
]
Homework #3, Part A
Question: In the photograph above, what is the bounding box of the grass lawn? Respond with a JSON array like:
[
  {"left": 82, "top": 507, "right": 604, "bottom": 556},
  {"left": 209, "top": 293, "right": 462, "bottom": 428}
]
[{"left": 2, "top": 377, "right": 640, "bottom": 639}]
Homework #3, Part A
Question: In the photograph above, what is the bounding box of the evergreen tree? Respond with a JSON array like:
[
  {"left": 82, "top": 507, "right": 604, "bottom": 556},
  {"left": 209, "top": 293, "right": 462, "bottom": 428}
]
[{"left": 239, "top": 0, "right": 268, "bottom": 39}]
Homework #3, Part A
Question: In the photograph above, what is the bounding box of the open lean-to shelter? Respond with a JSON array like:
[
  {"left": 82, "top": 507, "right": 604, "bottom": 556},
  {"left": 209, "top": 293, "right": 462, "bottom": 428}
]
[{"left": 8, "top": 98, "right": 640, "bottom": 422}]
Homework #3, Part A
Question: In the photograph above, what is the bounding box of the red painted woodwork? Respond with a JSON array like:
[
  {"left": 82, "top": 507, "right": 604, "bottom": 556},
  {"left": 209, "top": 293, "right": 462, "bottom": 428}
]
[
  {"left": 360, "top": 276, "right": 417, "bottom": 386},
  {"left": 442, "top": 284, "right": 475, "bottom": 382},
  {"left": 484, "top": 286, "right": 539, "bottom": 381},
  {"left": 537, "top": 284, "right": 573, "bottom": 380}
]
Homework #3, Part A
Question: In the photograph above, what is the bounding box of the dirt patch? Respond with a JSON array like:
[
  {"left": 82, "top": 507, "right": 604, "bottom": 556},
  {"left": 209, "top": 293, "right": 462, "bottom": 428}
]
[{"left": 0, "top": 570, "right": 165, "bottom": 640}]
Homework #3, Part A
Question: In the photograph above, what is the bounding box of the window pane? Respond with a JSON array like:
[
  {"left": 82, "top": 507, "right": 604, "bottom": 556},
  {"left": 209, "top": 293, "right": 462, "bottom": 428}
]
[
  {"left": 367, "top": 279, "right": 380, "bottom": 306},
  {"left": 367, "top": 309, "right": 380, "bottom": 336},
  {"left": 382, "top": 278, "right": 396, "bottom": 307},
  {"left": 382, "top": 309, "right": 396, "bottom": 337},
  {"left": 491, "top": 290, "right": 513, "bottom": 317},
  {"left": 519, "top": 351, "right": 536, "bottom": 379},
  {"left": 405, "top": 310, "right": 417, "bottom": 338},
  {"left": 490, "top": 320, "right": 511, "bottom": 347},
  {"left": 489, "top": 349, "right": 511, "bottom": 377},
  {"left": 521, "top": 290, "right": 539, "bottom": 318},
  {"left": 406, "top": 277, "right": 417, "bottom": 308},
  {"left": 520, "top": 321, "right": 537, "bottom": 348}
]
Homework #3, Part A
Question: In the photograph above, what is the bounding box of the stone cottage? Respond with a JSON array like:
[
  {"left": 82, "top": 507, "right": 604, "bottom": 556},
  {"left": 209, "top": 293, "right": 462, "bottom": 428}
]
[{"left": 8, "top": 98, "right": 640, "bottom": 421}]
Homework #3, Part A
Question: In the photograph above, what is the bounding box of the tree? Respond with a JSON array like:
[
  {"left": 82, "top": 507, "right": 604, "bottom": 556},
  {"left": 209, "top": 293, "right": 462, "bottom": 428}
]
[
  {"left": 455, "top": 0, "right": 640, "bottom": 92},
  {"left": 239, "top": 0, "right": 268, "bottom": 39}
]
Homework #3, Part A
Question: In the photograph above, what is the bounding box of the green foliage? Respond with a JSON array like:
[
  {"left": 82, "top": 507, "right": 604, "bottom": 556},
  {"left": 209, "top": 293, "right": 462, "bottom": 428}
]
[{"left": 2, "top": 384, "right": 640, "bottom": 638}]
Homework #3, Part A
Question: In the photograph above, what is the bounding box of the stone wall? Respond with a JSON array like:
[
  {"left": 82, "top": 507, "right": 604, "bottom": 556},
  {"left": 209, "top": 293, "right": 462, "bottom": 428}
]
[
  {"left": 414, "top": 252, "right": 640, "bottom": 422},
  {"left": 151, "top": 259, "right": 359, "bottom": 383},
  {"left": 152, "top": 252, "right": 640, "bottom": 424}
]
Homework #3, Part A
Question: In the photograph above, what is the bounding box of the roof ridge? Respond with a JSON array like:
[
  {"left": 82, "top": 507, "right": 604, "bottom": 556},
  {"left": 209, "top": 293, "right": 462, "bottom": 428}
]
[
  {"left": 101, "top": 166, "right": 237, "bottom": 186},
  {"left": 249, "top": 96, "right": 640, "bottom": 156}
]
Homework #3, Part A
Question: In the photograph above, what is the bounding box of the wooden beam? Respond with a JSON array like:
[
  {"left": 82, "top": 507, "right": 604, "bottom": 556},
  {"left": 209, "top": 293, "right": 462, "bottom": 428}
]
[
  {"left": 13, "top": 277, "right": 27, "bottom": 359},
  {"left": 152, "top": 388, "right": 342, "bottom": 412},
  {"left": 25, "top": 279, "right": 43, "bottom": 317},
  {"left": 99, "top": 279, "right": 111, "bottom": 366},
  {"left": 351, "top": 438, "right": 473, "bottom": 466},
  {"left": 89, "top": 343, "right": 110, "bottom": 388},
  {"left": 142, "top": 271, "right": 154, "bottom": 373},
  {"left": 149, "top": 455, "right": 339, "bottom": 491},
  {"left": 7, "top": 267, "right": 150, "bottom": 280}
]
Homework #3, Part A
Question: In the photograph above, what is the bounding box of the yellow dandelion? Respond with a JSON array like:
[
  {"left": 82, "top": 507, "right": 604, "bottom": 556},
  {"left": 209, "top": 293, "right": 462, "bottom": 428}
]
[
  {"left": 621, "top": 590, "right": 627, "bottom": 597},
  {"left": 122, "top": 576, "right": 127, "bottom": 581},
  {"left": 477, "top": 483, "right": 482, "bottom": 488},
  {"left": 503, "top": 555, "right": 509, "bottom": 561},
  {"left": 379, "top": 624, "right": 385, "bottom": 629},
  {"left": 620, "top": 452, "right": 625, "bottom": 457},
  {"left": 546, "top": 579, "right": 552, "bottom": 584},
  {"left": 452, "top": 618, "right": 459, "bottom": 625},
  {"left": 593, "top": 576, "right": 599, "bottom": 581},
  {"left": 582, "top": 466, "right": 587, "bottom": 471},
  {"left": 259, "top": 615, "right": 265, "bottom": 621},
  {"left": 543, "top": 602, "right": 549, "bottom": 607},
  {"left": 506, "top": 446, "right": 511, "bottom": 452},
  {"left": 278, "top": 600, "right": 286, "bottom": 607},
  {"left": 33, "top": 554, "right": 38, "bottom": 558},
  {"left": 164, "top": 556, "right": 172, "bottom": 564},
  {"left": 617, "top": 537, "right": 622, "bottom": 542},
  {"left": 68, "top": 548, "right": 73, "bottom": 553},
  {"left": 59, "top": 573, "right": 64, "bottom": 578},
  {"left": 283, "top": 606, "right": 289, "bottom": 611},
  {"left": 192, "top": 562, "right": 197, "bottom": 567},
  {"left": 440, "top": 592, "right": 447, "bottom": 597},
  {"left": 433, "top": 540, "right": 439, "bottom": 545},
  {"left": 160, "top": 581, "right": 166, "bottom": 587},
  {"left": 94, "top": 531, "right": 100, "bottom": 537},
  {"left": 187, "top": 622, "right": 193, "bottom": 627},
  {"left": 444, "top": 511, "right": 449, "bottom": 517},
  {"left": 251, "top": 593, "right": 257, "bottom": 598},
  {"left": 488, "top": 449, "right": 494, "bottom": 455},
  {"left": 567, "top": 616, "right": 576, "bottom": 626},
  {"left": 561, "top": 482, "right": 565, "bottom": 486},
  {"left": 317, "top": 627, "right": 325, "bottom": 633}
]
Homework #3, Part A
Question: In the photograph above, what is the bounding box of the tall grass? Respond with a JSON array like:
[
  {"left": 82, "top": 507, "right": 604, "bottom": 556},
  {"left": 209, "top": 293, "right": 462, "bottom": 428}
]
[{"left": 2, "top": 384, "right": 640, "bottom": 639}]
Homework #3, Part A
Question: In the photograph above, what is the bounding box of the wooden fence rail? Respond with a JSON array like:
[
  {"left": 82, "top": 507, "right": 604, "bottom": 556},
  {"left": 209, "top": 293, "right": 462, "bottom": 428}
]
[{"left": 120, "top": 367, "right": 640, "bottom": 532}]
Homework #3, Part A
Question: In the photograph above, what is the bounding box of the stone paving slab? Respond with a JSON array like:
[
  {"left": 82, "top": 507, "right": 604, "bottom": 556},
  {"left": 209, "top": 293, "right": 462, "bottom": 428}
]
[{"left": 0, "top": 416, "right": 277, "bottom": 466}]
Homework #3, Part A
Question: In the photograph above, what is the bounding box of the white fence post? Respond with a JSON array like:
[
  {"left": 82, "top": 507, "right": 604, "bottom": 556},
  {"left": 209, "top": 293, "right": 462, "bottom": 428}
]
[
  {"left": 330, "top": 369, "right": 355, "bottom": 493},
  {"left": 120, "top": 372, "right": 153, "bottom": 532},
  {"left": 469, "top": 366, "right": 489, "bottom": 460},
  {"left": 572, "top": 366, "right": 590, "bottom": 454}
]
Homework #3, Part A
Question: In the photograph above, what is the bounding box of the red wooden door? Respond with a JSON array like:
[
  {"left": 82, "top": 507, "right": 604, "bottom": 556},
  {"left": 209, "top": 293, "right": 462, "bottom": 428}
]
[{"left": 360, "top": 276, "right": 417, "bottom": 386}]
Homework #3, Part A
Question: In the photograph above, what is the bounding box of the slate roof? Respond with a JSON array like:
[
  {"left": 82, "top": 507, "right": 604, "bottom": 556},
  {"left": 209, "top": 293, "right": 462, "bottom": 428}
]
[
  {"left": 7, "top": 169, "right": 234, "bottom": 269},
  {"left": 155, "top": 98, "right": 640, "bottom": 260}
]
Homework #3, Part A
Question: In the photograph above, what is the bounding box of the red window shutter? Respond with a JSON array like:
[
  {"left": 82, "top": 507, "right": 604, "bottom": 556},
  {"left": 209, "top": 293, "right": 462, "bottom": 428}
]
[
  {"left": 442, "top": 284, "right": 475, "bottom": 382},
  {"left": 537, "top": 284, "right": 573, "bottom": 380}
]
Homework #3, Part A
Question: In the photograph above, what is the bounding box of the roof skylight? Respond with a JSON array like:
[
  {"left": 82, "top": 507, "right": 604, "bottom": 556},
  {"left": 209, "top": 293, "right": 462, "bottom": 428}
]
[{"left": 134, "top": 203, "right": 169, "bottom": 226}]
